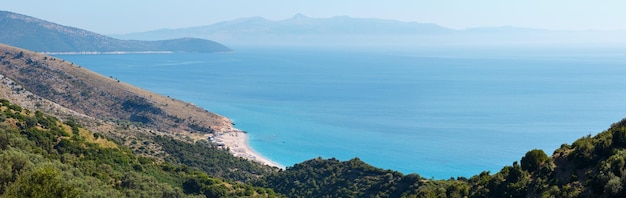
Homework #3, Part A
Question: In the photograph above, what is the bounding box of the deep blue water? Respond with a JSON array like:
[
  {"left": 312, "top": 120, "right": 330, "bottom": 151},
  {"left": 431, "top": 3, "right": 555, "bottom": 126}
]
[{"left": 58, "top": 47, "right": 626, "bottom": 178}]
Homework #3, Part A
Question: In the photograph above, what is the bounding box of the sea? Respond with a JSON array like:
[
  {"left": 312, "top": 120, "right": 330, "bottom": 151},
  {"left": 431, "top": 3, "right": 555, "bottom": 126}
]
[{"left": 57, "top": 46, "right": 626, "bottom": 179}]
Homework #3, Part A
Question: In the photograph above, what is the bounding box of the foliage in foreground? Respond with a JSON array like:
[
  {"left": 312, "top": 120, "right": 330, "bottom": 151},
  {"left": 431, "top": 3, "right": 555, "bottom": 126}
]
[{"left": 0, "top": 99, "right": 277, "bottom": 197}]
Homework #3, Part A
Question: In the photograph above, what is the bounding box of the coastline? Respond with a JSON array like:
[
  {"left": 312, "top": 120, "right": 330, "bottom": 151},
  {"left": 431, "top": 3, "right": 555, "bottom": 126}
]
[
  {"left": 213, "top": 130, "right": 284, "bottom": 168},
  {"left": 42, "top": 51, "right": 174, "bottom": 55}
]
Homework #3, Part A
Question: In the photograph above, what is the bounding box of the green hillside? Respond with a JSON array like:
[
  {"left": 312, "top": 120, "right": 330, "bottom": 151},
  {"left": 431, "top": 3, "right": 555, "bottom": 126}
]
[{"left": 0, "top": 99, "right": 278, "bottom": 197}]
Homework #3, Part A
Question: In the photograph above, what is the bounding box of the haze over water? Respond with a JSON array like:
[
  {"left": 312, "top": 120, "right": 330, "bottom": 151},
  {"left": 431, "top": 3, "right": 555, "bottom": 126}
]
[{"left": 58, "top": 47, "right": 626, "bottom": 178}]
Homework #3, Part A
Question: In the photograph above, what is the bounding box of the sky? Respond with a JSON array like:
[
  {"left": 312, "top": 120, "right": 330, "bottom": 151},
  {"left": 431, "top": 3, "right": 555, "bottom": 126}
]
[{"left": 3, "top": 0, "right": 626, "bottom": 34}]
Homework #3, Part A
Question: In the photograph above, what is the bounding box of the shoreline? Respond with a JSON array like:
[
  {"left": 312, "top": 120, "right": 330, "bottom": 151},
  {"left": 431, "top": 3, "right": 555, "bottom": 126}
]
[
  {"left": 42, "top": 51, "right": 174, "bottom": 55},
  {"left": 213, "top": 129, "right": 284, "bottom": 168}
]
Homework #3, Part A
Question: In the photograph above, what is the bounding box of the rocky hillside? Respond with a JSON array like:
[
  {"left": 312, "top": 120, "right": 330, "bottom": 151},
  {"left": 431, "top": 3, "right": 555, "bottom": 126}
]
[
  {"left": 0, "top": 10, "right": 231, "bottom": 53},
  {"left": 0, "top": 43, "right": 231, "bottom": 134},
  {"left": 0, "top": 43, "right": 276, "bottom": 182},
  {"left": 0, "top": 43, "right": 233, "bottom": 154}
]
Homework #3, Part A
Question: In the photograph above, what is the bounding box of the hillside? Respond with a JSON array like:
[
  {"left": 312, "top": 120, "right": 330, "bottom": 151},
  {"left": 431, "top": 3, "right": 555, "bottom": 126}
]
[
  {"left": 0, "top": 99, "right": 278, "bottom": 197},
  {"left": 0, "top": 44, "right": 277, "bottom": 182},
  {"left": 0, "top": 10, "right": 231, "bottom": 53},
  {"left": 0, "top": 43, "right": 230, "bottom": 135}
]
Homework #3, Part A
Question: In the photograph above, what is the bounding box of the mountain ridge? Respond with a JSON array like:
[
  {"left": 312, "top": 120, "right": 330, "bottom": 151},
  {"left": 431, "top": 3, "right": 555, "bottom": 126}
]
[
  {"left": 109, "top": 14, "right": 452, "bottom": 45},
  {"left": 0, "top": 10, "right": 232, "bottom": 53},
  {"left": 110, "top": 14, "right": 626, "bottom": 47}
]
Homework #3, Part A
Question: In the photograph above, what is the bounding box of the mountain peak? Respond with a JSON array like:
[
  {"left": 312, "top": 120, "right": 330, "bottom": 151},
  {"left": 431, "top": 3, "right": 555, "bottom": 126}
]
[{"left": 291, "top": 13, "right": 308, "bottom": 19}]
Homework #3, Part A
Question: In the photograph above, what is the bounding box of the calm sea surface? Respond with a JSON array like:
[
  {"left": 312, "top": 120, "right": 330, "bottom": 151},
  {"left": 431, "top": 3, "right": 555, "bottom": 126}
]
[{"left": 58, "top": 47, "right": 626, "bottom": 178}]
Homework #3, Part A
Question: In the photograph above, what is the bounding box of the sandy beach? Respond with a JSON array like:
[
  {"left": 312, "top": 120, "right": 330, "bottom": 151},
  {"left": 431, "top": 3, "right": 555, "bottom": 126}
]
[{"left": 212, "top": 130, "right": 283, "bottom": 168}]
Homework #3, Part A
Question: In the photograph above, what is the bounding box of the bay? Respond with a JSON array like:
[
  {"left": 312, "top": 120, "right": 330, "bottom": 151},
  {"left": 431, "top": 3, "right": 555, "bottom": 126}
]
[{"left": 57, "top": 47, "right": 626, "bottom": 178}]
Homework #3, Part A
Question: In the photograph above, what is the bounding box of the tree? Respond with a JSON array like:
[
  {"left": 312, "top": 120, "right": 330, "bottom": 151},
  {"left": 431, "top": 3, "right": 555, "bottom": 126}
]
[
  {"left": 521, "top": 149, "right": 548, "bottom": 171},
  {"left": 4, "top": 164, "right": 81, "bottom": 198}
]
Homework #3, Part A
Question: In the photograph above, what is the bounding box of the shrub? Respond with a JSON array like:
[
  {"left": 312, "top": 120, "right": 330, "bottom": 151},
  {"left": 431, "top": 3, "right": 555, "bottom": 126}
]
[{"left": 521, "top": 149, "right": 548, "bottom": 171}]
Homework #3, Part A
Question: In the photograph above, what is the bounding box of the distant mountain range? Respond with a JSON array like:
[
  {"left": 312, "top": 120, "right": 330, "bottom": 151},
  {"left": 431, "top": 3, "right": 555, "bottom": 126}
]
[
  {"left": 111, "top": 14, "right": 626, "bottom": 47},
  {"left": 0, "top": 10, "right": 231, "bottom": 53},
  {"left": 113, "top": 13, "right": 450, "bottom": 39}
]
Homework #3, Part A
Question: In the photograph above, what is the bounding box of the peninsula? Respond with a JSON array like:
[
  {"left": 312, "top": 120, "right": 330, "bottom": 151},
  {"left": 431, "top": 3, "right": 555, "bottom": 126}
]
[{"left": 0, "top": 10, "right": 232, "bottom": 53}]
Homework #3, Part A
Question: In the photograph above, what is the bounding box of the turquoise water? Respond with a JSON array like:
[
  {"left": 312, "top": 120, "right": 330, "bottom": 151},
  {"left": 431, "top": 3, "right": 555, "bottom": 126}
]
[{"left": 58, "top": 47, "right": 626, "bottom": 178}]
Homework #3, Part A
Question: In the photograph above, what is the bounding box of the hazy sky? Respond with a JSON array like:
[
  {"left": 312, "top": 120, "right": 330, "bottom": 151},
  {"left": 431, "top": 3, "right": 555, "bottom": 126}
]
[{"left": 3, "top": 0, "right": 626, "bottom": 34}]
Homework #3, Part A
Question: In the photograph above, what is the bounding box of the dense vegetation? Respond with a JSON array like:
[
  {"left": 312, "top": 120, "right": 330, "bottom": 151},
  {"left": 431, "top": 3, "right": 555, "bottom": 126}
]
[
  {"left": 253, "top": 158, "right": 469, "bottom": 198},
  {"left": 0, "top": 99, "right": 278, "bottom": 197},
  {"left": 154, "top": 135, "right": 277, "bottom": 182}
]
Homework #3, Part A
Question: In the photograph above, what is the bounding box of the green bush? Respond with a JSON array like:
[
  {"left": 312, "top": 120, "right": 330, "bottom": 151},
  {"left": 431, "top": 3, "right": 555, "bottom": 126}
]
[{"left": 521, "top": 149, "right": 549, "bottom": 171}]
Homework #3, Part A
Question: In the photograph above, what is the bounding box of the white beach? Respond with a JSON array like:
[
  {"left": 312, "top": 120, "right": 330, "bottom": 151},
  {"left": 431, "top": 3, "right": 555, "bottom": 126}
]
[{"left": 213, "top": 130, "right": 283, "bottom": 168}]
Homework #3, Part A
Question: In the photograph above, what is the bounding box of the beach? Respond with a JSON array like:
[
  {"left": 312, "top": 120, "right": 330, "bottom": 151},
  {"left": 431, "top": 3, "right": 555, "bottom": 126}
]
[{"left": 212, "top": 130, "right": 283, "bottom": 168}]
